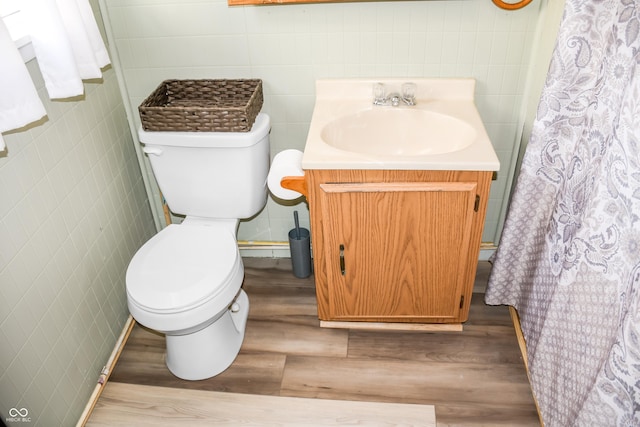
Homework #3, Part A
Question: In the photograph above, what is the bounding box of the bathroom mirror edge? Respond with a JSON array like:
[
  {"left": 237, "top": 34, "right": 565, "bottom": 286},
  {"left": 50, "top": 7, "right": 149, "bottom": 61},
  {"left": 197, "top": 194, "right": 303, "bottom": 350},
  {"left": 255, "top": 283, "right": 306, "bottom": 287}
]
[
  {"left": 228, "top": 0, "right": 533, "bottom": 7},
  {"left": 228, "top": 0, "right": 403, "bottom": 6}
]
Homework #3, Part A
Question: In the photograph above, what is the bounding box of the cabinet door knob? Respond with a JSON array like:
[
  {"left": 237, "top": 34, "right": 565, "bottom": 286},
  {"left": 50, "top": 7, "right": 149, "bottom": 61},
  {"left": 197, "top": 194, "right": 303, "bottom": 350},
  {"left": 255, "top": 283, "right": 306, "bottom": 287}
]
[{"left": 339, "top": 244, "right": 346, "bottom": 275}]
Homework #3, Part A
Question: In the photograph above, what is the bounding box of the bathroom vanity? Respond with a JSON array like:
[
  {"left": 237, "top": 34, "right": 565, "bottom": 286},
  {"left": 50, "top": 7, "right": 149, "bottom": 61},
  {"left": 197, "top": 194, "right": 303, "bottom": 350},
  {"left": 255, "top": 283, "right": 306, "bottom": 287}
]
[
  {"left": 299, "top": 79, "right": 500, "bottom": 329},
  {"left": 307, "top": 169, "right": 492, "bottom": 327}
]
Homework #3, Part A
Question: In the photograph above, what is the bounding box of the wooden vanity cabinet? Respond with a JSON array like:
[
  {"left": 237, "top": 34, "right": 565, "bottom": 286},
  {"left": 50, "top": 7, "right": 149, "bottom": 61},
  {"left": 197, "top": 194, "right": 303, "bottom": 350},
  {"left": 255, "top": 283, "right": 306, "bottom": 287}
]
[{"left": 306, "top": 169, "right": 492, "bottom": 326}]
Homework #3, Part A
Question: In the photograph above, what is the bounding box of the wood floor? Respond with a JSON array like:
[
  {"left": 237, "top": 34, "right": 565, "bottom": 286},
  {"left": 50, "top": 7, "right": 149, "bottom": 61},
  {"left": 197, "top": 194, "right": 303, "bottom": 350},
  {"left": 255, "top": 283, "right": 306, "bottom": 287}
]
[
  {"left": 87, "top": 383, "right": 437, "bottom": 426},
  {"left": 96, "top": 258, "right": 540, "bottom": 426}
]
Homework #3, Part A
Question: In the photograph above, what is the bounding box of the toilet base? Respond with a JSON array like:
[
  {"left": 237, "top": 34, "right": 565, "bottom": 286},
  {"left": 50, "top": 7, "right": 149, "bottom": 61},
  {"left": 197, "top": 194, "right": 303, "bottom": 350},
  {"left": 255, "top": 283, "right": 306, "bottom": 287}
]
[{"left": 165, "top": 289, "right": 250, "bottom": 380}]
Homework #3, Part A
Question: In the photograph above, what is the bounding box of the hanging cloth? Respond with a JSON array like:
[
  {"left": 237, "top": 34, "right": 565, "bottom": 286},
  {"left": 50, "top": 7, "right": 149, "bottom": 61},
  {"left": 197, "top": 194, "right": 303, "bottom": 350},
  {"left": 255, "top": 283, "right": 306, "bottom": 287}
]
[
  {"left": 23, "top": 0, "right": 110, "bottom": 99},
  {"left": 485, "top": 0, "right": 640, "bottom": 425},
  {"left": 0, "top": 19, "right": 46, "bottom": 152}
]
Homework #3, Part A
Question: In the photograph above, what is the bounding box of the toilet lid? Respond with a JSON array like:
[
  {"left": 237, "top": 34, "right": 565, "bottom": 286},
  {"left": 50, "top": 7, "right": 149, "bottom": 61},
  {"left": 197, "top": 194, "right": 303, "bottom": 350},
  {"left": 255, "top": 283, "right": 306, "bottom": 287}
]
[{"left": 126, "top": 224, "right": 239, "bottom": 312}]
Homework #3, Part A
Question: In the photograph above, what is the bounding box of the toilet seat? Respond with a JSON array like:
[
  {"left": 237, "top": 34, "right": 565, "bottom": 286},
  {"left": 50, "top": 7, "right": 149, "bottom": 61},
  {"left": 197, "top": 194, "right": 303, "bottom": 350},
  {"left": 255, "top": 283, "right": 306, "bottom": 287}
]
[{"left": 126, "top": 223, "right": 240, "bottom": 314}]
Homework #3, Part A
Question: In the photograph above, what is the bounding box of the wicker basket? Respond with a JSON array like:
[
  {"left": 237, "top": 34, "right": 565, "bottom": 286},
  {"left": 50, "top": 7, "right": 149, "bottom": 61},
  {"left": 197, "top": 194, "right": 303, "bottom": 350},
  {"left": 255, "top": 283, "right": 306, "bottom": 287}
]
[{"left": 138, "top": 79, "right": 263, "bottom": 132}]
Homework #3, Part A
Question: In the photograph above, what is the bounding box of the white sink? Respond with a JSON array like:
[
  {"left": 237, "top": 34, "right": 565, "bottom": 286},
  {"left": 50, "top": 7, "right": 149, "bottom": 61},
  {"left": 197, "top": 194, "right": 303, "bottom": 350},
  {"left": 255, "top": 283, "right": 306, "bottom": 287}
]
[
  {"left": 302, "top": 78, "right": 500, "bottom": 171},
  {"left": 321, "top": 109, "right": 476, "bottom": 157}
]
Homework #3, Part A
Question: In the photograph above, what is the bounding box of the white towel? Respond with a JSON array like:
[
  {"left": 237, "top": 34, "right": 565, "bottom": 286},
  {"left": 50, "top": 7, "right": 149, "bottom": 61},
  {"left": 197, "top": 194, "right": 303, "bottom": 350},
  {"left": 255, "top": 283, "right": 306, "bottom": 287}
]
[
  {"left": 24, "top": 0, "right": 111, "bottom": 99},
  {"left": 75, "top": 0, "right": 110, "bottom": 69},
  {"left": 55, "top": 0, "right": 102, "bottom": 78},
  {"left": 0, "top": 19, "right": 46, "bottom": 152}
]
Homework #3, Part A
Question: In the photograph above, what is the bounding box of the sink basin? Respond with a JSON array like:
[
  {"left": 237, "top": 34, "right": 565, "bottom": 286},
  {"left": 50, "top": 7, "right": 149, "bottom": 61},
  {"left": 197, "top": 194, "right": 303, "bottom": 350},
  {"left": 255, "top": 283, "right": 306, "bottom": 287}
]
[
  {"left": 302, "top": 78, "right": 500, "bottom": 171},
  {"left": 320, "top": 109, "right": 476, "bottom": 157}
]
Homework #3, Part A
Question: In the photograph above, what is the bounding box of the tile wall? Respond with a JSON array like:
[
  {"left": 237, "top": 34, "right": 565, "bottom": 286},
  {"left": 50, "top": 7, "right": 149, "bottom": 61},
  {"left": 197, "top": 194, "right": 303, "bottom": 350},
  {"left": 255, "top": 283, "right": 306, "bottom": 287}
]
[
  {"left": 101, "top": 0, "right": 544, "bottom": 250},
  {"left": 0, "top": 1, "right": 561, "bottom": 425},
  {"left": 0, "top": 61, "right": 155, "bottom": 424}
]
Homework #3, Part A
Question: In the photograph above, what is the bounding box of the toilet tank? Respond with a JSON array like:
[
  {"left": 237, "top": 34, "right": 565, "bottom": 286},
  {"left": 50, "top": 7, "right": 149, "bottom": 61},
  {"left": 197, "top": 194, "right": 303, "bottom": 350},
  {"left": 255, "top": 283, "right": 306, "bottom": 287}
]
[{"left": 138, "top": 113, "right": 271, "bottom": 219}]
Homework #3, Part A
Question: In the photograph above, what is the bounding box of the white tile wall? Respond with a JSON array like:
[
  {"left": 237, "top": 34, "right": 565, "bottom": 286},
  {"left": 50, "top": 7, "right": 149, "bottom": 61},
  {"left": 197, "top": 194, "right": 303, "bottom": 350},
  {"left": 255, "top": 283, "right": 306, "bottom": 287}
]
[
  {"left": 102, "top": 0, "right": 542, "bottom": 249},
  {"left": 0, "top": 61, "right": 155, "bottom": 425}
]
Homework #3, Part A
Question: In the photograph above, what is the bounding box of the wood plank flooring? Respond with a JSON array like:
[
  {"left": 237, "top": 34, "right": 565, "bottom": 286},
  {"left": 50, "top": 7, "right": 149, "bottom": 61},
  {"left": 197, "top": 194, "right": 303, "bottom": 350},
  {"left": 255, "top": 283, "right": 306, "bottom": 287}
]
[
  {"left": 88, "top": 382, "right": 436, "bottom": 426},
  {"left": 96, "top": 258, "right": 540, "bottom": 426}
]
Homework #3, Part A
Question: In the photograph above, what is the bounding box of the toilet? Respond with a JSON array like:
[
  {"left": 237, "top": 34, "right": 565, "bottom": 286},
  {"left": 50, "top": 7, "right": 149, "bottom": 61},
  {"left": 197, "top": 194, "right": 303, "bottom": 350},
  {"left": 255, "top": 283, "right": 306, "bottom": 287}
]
[{"left": 126, "top": 113, "right": 271, "bottom": 380}]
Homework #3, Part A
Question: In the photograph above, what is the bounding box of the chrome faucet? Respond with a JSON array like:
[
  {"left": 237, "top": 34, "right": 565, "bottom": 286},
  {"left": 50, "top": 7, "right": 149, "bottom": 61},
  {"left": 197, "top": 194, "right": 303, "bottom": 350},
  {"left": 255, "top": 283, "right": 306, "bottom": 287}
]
[{"left": 373, "top": 82, "right": 416, "bottom": 106}]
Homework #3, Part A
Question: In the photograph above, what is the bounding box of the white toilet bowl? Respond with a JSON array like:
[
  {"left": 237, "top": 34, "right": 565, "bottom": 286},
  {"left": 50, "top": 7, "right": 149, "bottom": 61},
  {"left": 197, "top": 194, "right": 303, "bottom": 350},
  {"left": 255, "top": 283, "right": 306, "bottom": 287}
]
[
  {"left": 127, "top": 112, "right": 270, "bottom": 380},
  {"left": 126, "top": 220, "right": 250, "bottom": 380}
]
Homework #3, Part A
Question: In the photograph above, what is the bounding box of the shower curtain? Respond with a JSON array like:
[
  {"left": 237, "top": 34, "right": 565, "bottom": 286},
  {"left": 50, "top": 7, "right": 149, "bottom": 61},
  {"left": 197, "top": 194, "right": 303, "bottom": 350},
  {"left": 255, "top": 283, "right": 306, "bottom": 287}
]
[{"left": 485, "top": 1, "right": 640, "bottom": 426}]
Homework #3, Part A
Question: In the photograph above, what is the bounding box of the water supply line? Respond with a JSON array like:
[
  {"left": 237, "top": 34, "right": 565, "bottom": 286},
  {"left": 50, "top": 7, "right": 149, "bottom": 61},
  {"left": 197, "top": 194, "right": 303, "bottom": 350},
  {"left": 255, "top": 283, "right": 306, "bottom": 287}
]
[
  {"left": 160, "top": 191, "right": 171, "bottom": 227},
  {"left": 238, "top": 240, "right": 290, "bottom": 250}
]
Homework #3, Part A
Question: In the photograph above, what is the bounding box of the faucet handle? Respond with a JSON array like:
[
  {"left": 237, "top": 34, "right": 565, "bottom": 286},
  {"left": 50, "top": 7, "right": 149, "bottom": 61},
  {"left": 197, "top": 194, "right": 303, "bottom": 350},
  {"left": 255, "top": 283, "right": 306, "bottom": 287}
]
[
  {"left": 401, "top": 82, "right": 417, "bottom": 105},
  {"left": 373, "top": 82, "right": 386, "bottom": 105}
]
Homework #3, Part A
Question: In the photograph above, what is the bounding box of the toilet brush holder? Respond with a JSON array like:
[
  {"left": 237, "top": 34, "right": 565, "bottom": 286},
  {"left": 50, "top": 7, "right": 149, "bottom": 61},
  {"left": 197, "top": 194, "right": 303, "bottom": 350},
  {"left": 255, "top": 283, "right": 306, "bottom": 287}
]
[
  {"left": 288, "top": 211, "right": 311, "bottom": 278},
  {"left": 288, "top": 228, "right": 311, "bottom": 278}
]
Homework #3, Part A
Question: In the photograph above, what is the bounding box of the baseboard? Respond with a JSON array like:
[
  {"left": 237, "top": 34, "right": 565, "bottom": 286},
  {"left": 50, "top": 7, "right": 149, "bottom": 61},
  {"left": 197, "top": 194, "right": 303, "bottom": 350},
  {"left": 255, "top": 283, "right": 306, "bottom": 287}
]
[
  {"left": 76, "top": 315, "right": 136, "bottom": 427},
  {"left": 509, "top": 307, "right": 544, "bottom": 427},
  {"left": 320, "top": 320, "right": 463, "bottom": 332}
]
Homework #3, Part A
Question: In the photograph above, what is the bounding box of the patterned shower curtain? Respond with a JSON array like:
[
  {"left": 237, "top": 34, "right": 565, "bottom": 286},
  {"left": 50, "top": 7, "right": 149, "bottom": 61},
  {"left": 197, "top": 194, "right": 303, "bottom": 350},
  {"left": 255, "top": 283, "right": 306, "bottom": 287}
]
[{"left": 485, "top": 0, "right": 640, "bottom": 426}]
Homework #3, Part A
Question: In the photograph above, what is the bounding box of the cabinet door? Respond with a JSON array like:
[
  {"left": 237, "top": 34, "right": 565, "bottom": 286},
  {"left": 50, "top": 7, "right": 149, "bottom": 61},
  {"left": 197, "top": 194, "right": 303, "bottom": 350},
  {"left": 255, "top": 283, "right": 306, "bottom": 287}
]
[{"left": 320, "top": 181, "right": 477, "bottom": 322}]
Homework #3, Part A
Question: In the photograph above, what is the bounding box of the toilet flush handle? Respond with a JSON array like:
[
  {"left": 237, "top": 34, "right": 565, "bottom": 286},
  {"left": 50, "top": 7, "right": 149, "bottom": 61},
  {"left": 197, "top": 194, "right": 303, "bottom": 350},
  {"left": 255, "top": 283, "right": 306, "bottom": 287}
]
[{"left": 142, "top": 146, "right": 163, "bottom": 156}]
